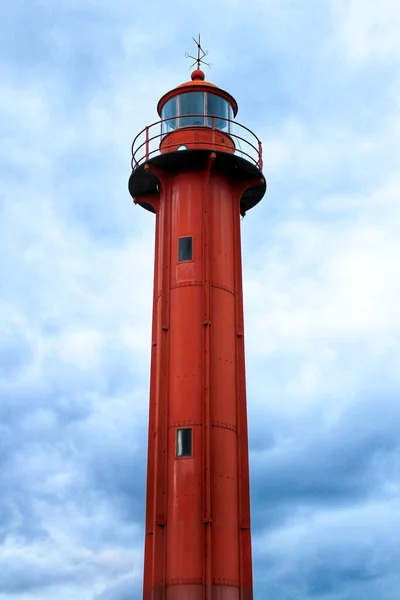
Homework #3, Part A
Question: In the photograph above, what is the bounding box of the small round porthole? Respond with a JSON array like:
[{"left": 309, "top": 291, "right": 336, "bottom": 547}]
[{"left": 177, "top": 145, "right": 187, "bottom": 151}]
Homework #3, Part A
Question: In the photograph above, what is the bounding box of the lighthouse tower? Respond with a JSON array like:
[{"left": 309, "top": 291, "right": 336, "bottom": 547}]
[{"left": 129, "top": 41, "right": 266, "bottom": 600}]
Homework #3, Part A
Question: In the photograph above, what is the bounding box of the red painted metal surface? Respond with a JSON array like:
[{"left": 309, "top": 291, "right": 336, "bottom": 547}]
[
  {"left": 160, "top": 126, "right": 235, "bottom": 155},
  {"left": 130, "top": 70, "right": 265, "bottom": 600}
]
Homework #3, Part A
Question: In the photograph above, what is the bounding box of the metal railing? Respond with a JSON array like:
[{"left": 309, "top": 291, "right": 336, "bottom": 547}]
[{"left": 130, "top": 115, "right": 263, "bottom": 171}]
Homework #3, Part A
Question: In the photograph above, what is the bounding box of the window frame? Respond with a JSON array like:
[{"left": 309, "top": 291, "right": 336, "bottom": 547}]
[
  {"left": 178, "top": 236, "right": 193, "bottom": 263},
  {"left": 176, "top": 428, "right": 193, "bottom": 458}
]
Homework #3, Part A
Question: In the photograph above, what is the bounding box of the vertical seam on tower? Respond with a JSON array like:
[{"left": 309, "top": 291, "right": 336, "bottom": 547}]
[
  {"left": 234, "top": 180, "right": 254, "bottom": 599},
  {"left": 233, "top": 191, "right": 244, "bottom": 599},
  {"left": 162, "top": 181, "right": 172, "bottom": 597},
  {"left": 143, "top": 202, "right": 159, "bottom": 599},
  {"left": 203, "top": 153, "right": 215, "bottom": 600},
  {"left": 151, "top": 175, "right": 170, "bottom": 600}
]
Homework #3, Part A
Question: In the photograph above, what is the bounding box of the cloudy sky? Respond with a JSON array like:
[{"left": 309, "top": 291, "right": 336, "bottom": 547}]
[{"left": 1, "top": 0, "right": 400, "bottom": 598}]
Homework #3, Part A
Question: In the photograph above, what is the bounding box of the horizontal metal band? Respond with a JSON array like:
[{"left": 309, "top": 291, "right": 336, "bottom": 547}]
[
  {"left": 165, "top": 579, "right": 239, "bottom": 587},
  {"left": 169, "top": 420, "right": 203, "bottom": 427},
  {"left": 166, "top": 578, "right": 203, "bottom": 585},
  {"left": 213, "top": 579, "right": 239, "bottom": 587},
  {"left": 211, "top": 420, "right": 237, "bottom": 432},
  {"left": 211, "top": 281, "right": 235, "bottom": 295},
  {"left": 158, "top": 281, "right": 235, "bottom": 295},
  {"left": 170, "top": 280, "right": 203, "bottom": 289}
]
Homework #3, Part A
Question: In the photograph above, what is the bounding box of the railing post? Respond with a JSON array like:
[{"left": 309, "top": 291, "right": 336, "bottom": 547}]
[
  {"left": 258, "top": 141, "right": 263, "bottom": 171},
  {"left": 212, "top": 115, "right": 215, "bottom": 146},
  {"left": 145, "top": 126, "right": 149, "bottom": 161}
]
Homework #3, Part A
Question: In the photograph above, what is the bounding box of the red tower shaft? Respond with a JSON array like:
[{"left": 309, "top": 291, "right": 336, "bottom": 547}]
[{"left": 129, "top": 67, "right": 266, "bottom": 600}]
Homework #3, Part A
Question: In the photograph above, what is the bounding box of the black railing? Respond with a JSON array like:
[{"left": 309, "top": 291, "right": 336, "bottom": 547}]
[{"left": 130, "top": 115, "right": 263, "bottom": 170}]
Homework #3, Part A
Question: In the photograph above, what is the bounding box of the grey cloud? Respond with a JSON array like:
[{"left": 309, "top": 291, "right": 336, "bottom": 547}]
[
  {"left": 0, "top": 319, "right": 147, "bottom": 575},
  {"left": 248, "top": 386, "right": 400, "bottom": 599},
  {"left": 306, "top": 564, "right": 381, "bottom": 597},
  {"left": 253, "top": 524, "right": 400, "bottom": 600},
  {"left": 251, "top": 391, "right": 400, "bottom": 529},
  {"left": 0, "top": 497, "right": 47, "bottom": 545},
  {"left": 95, "top": 575, "right": 140, "bottom": 600},
  {"left": 0, "top": 330, "right": 32, "bottom": 378},
  {"left": 0, "top": 554, "right": 87, "bottom": 594},
  {"left": 86, "top": 413, "right": 146, "bottom": 509}
]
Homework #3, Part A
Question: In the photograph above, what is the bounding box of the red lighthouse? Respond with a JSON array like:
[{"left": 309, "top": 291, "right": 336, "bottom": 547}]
[{"left": 129, "top": 42, "right": 266, "bottom": 600}]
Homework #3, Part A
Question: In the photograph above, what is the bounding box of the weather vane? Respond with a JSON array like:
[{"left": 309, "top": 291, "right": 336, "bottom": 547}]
[{"left": 185, "top": 34, "right": 211, "bottom": 70}]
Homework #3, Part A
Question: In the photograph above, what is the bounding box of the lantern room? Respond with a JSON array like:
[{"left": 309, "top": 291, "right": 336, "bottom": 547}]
[
  {"left": 157, "top": 69, "right": 238, "bottom": 154},
  {"left": 128, "top": 68, "right": 266, "bottom": 215}
]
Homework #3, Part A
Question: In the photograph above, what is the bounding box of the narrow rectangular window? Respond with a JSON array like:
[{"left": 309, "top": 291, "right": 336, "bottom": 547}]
[
  {"left": 176, "top": 428, "right": 192, "bottom": 457},
  {"left": 178, "top": 237, "right": 193, "bottom": 262}
]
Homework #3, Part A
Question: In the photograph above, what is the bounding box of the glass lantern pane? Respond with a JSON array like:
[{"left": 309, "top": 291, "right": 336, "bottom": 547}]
[
  {"left": 161, "top": 98, "right": 177, "bottom": 135},
  {"left": 207, "top": 94, "right": 229, "bottom": 130},
  {"left": 178, "top": 92, "right": 205, "bottom": 127}
]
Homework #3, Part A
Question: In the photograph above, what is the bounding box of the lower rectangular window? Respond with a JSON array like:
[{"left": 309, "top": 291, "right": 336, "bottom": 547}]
[
  {"left": 178, "top": 237, "right": 193, "bottom": 262},
  {"left": 176, "top": 428, "right": 192, "bottom": 457}
]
